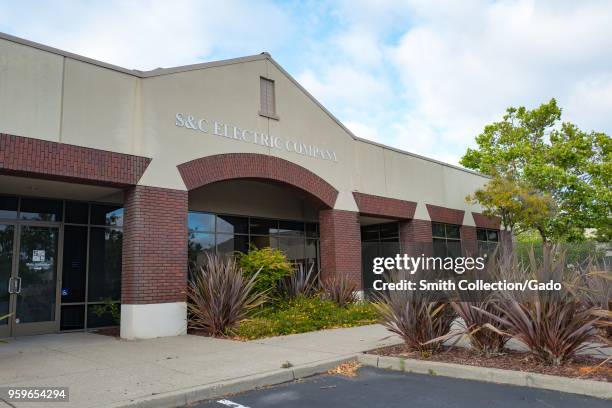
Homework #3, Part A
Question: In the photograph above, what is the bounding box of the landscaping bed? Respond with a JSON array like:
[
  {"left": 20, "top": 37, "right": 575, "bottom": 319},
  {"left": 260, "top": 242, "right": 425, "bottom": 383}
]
[
  {"left": 367, "top": 344, "right": 611, "bottom": 382},
  {"left": 233, "top": 297, "right": 377, "bottom": 340}
]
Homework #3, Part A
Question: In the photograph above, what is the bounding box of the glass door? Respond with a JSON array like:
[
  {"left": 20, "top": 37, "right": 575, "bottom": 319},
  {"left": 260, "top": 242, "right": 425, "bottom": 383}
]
[
  {"left": 11, "top": 225, "right": 60, "bottom": 336},
  {"left": 0, "top": 224, "right": 15, "bottom": 338}
]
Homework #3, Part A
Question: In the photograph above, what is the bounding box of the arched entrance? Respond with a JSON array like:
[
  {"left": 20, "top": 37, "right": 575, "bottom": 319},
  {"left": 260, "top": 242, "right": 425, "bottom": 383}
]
[{"left": 178, "top": 153, "right": 340, "bottom": 275}]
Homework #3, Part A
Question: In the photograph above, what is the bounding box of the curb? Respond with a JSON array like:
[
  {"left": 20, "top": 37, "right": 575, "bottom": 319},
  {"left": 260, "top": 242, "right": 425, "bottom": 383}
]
[
  {"left": 357, "top": 354, "right": 612, "bottom": 400},
  {"left": 106, "top": 354, "right": 357, "bottom": 408}
]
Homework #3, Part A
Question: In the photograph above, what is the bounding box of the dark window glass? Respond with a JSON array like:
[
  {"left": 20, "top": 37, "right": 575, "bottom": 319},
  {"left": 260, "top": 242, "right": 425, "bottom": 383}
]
[
  {"left": 380, "top": 223, "right": 399, "bottom": 239},
  {"left": 446, "top": 224, "right": 461, "bottom": 239},
  {"left": 60, "top": 305, "right": 85, "bottom": 330},
  {"left": 250, "top": 218, "right": 277, "bottom": 235},
  {"left": 216, "top": 234, "right": 249, "bottom": 256},
  {"left": 278, "top": 236, "right": 306, "bottom": 262},
  {"left": 188, "top": 232, "right": 215, "bottom": 266},
  {"left": 88, "top": 227, "right": 122, "bottom": 301},
  {"left": 250, "top": 234, "right": 272, "bottom": 248},
  {"left": 432, "top": 223, "right": 445, "bottom": 238},
  {"left": 0, "top": 196, "right": 18, "bottom": 219},
  {"left": 305, "top": 223, "right": 318, "bottom": 238},
  {"left": 188, "top": 212, "right": 215, "bottom": 232},
  {"left": 65, "top": 201, "right": 89, "bottom": 224},
  {"left": 20, "top": 198, "right": 62, "bottom": 221},
  {"left": 360, "top": 225, "right": 380, "bottom": 241},
  {"left": 487, "top": 230, "right": 499, "bottom": 242},
  {"left": 476, "top": 228, "right": 487, "bottom": 241},
  {"left": 278, "top": 221, "right": 304, "bottom": 237},
  {"left": 87, "top": 303, "right": 119, "bottom": 328},
  {"left": 217, "top": 215, "right": 248, "bottom": 234},
  {"left": 0, "top": 224, "right": 14, "bottom": 323},
  {"left": 305, "top": 239, "right": 319, "bottom": 261},
  {"left": 91, "top": 205, "right": 123, "bottom": 227},
  {"left": 62, "top": 226, "right": 88, "bottom": 303}
]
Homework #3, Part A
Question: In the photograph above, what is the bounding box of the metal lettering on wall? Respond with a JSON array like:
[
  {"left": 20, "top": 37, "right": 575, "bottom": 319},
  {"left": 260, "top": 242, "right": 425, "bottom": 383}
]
[{"left": 175, "top": 113, "right": 339, "bottom": 162}]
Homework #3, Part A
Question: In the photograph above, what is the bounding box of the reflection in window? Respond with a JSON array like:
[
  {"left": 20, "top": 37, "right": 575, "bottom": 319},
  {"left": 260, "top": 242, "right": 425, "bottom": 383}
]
[
  {"left": 90, "top": 205, "right": 123, "bottom": 227},
  {"left": 20, "top": 198, "right": 63, "bottom": 222},
  {"left": 0, "top": 196, "right": 18, "bottom": 219},
  {"left": 187, "top": 212, "right": 319, "bottom": 271},
  {"left": 88, "top": 227, "right": 122, "bottom": 302},
  {"left": 477, "top": 228, "right": 499, "bottom": 256}
]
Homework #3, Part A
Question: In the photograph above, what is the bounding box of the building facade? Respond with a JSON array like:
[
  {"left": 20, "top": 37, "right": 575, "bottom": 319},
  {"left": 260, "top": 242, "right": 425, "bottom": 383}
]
[{"left": 0, "top": 33, "right": 500, "bottom": 339}]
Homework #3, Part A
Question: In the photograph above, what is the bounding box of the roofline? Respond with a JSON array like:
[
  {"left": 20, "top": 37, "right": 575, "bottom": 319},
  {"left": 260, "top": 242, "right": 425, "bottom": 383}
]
[{"left": 1, "top": 31, "right": 488, "bottom": 178}]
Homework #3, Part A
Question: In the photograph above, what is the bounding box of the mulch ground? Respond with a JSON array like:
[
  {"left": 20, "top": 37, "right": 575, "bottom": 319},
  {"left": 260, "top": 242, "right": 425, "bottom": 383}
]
[
  {"left": 367, "top": 344, "right": 611, "bottom": 382},
  {"left": 91, "top": 327, "right": 120, "bottom": 337}
]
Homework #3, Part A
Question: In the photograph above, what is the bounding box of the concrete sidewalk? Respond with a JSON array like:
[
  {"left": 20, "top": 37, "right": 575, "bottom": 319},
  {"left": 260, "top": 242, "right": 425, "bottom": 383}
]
[{"left": 0, "top": 325, "right": 401, "bottom": 408}]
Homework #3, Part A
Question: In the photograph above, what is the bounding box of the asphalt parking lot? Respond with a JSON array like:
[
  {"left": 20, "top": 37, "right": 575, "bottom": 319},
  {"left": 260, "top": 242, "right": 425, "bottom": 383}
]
[{"left": 195, "top": 366, "right": 610, "bottom": 408}]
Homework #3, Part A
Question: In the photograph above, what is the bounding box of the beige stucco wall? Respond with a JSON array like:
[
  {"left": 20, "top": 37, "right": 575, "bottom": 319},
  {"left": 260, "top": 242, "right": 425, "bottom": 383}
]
[
  {"left": 189, "top": 180, "right": 318, "bottom": 221},
  {"left": 0, "top": 35, "right": 488, "bottom": 224},
  {"left": 0, "top": 38, "right": 63, "bottom": 141}
]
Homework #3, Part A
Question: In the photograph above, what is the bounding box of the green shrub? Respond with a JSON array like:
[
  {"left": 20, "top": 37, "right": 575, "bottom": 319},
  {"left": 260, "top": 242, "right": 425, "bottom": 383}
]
[
  {"left": 237, "top": 246, "right": 294, "bottom": 295},
  {"left": 235, "top": 296, "right": 379, "bottom": 339}
]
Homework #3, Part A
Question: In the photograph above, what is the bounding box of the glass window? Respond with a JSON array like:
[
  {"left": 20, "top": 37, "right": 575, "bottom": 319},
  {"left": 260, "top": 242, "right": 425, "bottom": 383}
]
[
  {"left": 476, "top": 228, "right": 487, "bottom": 241},
  {"left": 90, "top": 205, "right": 123, "bottom": 227},
  {"left": 60, "top": 305, "right": 85, "bottom": 330},
  {"left": 188, "top": 232, "right": 215, "bottom": 266},
  {"left": 446, "top": 224, "right": 461, "bottom": 239},
  {"left": 380, "top": 223, "right": 399, "bottom": 239},
  {"left": 0, "top": 196, "right": 18, "bottom": 219},
  {"left": 277, "top": 221, "right": 305, "bottom": 237},
  {"left": 0, "top": 224, "right": 14, "bottom": 323},
  {"left": 20, "top": 198, "right": 62, "bottom": 221},
  {"left": 216, "top": 234, "right": 248, "bottom": 256},
  {"left": 305, "top": 222, "right": 318, "bottom": 238},
  {"left": 278, "top": 236, "right": 306, "bottom": 262},
  {"left": 250, "top": 234, "right": 272, "bottom": 249},
  {"left": 188, "top": 212, "right": 215, "bottom": 232},
  {"left": 65, "top": 201, "right": 89, "bottom": 224},
  {"left": 432, "top": 222, "right": 446, "bottom": 238},
  {"left": 250, "top": 218, "right": 277, "bottom": 235},
  {"left": 62, "top": 226, "right": 88, "bottom": 303},
  {"left": 217, "top": 215, "right": 248, "bottom": 234},
  {"left": 88, "top": 227, "right": 122, "bottom": 302}
]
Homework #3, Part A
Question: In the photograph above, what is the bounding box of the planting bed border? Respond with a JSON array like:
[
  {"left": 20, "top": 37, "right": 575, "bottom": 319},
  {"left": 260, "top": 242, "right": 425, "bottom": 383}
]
[{"left": 357, "top": 353, "right": 612, "bottom": 399}]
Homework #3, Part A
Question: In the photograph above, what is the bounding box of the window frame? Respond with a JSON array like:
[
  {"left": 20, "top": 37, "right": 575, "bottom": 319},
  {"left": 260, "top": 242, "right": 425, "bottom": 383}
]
[{"left": 259, "top": 76, "right": 279, "bottom": 120}]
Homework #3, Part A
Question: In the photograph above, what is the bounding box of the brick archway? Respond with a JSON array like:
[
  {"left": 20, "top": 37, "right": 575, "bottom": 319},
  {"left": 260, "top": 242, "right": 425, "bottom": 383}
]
[{"left": 177, "top": 153, "right": 339, "bottom": 209}]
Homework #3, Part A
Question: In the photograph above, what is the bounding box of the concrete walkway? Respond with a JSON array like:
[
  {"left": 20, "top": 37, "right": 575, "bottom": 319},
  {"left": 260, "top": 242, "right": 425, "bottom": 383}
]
[{"left": 0, "top": 325, "right": 402, "bottom": 408}]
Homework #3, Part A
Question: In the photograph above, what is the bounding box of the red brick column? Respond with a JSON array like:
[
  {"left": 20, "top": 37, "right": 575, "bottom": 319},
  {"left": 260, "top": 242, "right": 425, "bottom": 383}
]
[
  {"left": 319, "top": 209, "right": 362, "bottom": 288},
  {"left": 399, "top": 219, "right": 433, "bottom": 256},
  {"left": 122, "top": 185, "right": 188, "bottom": 305},
  {"left": 460, "top": 225, "right": 478, "bottom": 256}
]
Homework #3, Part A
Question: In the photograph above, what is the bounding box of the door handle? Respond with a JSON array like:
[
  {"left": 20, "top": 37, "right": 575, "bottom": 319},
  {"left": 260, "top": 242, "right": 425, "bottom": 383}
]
[
  {"left": 15, "top": 277, "right": 22, "bottom": 294},
  {"left": 7, "top": 277, "right": 14, "bottom": 294}
]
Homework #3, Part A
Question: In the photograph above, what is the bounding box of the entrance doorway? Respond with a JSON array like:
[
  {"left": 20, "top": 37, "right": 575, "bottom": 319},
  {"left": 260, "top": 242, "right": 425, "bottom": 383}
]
[{"left": 1, "top": 223, "right": 61, "bottom": 337}]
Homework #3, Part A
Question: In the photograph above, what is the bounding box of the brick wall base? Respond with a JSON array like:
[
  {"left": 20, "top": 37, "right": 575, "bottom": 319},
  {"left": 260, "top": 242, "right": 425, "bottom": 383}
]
[
  {"left": 319, "top": 209, "right": 362, "bottom": 289},
  {"left": 461, "top": 225, "right": 478, "bottom": 256},
  {"left": 399, "top": 218, "right": 433, "bottom": 255},
  {"left": 122, "top": 185, "right": 188, "bottom": 305}
]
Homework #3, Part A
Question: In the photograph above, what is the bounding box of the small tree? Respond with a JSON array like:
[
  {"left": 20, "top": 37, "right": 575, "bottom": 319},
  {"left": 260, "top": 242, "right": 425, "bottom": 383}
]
[{"left": 461, "top": 99, "right": 611, "bottom": 243}]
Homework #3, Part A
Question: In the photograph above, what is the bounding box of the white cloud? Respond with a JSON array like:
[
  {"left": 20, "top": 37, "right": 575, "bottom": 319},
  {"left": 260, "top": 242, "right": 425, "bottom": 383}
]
[{"left": 1, "top": 0, "right": 294, "bottom": 70}]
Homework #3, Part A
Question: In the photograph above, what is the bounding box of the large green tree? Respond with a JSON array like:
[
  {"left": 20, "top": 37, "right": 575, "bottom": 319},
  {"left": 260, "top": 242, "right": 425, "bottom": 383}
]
[{"left": 461, "top": 99, "right": 611, "bottom": 243}]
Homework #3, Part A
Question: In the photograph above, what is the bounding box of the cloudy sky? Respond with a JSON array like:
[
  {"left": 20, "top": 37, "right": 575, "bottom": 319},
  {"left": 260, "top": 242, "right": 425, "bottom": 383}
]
[{"left": 1, "top": 0, "right": 610, "bottom": 165}]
